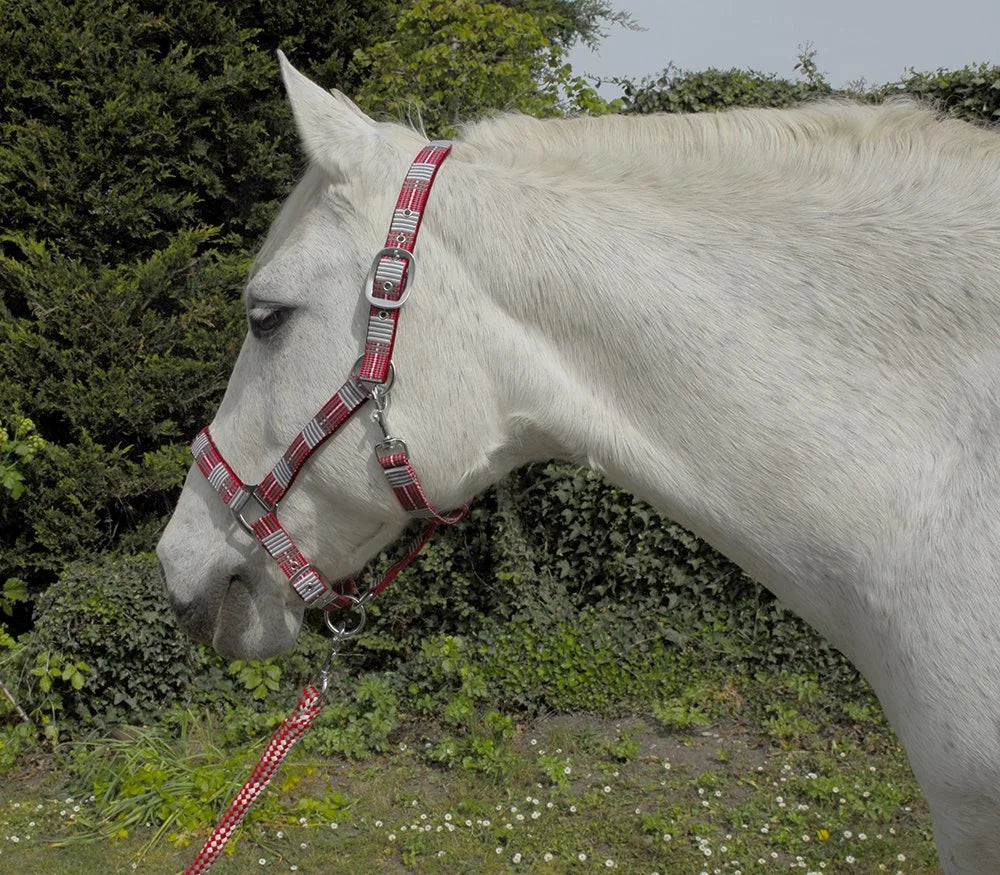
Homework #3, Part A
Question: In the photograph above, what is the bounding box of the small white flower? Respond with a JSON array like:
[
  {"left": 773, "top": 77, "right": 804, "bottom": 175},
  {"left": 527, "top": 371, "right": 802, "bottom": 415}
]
[
  {"left": 897, "top": 855, "right": 906, "bottom": 862},
  {"left": 846, "top": 856, "right": 855, "bottom": 864},
  {"left": 578, "top": 853, "right": 587, "bottom": 861},
  {"left": 544, "top": 852, "right": 554, "bottom": 862},
  {"left": 512, "top": 852, "right": 522, "bottom": 863},
  {"left": 605, "top": 859, "right": 615, "bottom": 868},
  {"left": 259, "top": 859, "right": 266, "bottom": 866}
]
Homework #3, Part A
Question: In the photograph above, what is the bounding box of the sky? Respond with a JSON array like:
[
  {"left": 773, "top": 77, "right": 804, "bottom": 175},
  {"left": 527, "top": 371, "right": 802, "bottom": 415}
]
[{"left": 567, "top": 0, "right": 1000, "bottom": 95}]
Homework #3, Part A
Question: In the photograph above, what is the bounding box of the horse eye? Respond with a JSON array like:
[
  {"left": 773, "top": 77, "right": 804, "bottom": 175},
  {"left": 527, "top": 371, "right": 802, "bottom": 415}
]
[{"left": 248, "top": 306, "right": 289, "bottom": 339}]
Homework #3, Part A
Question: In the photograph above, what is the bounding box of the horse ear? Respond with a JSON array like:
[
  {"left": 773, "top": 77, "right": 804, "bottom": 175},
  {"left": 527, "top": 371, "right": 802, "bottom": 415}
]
[{"left": 277, "top": 50, "right": 381, "bottom": 181}]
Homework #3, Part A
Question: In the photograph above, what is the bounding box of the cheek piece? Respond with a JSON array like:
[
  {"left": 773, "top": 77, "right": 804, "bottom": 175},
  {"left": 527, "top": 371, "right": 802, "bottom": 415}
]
[{"left": 191, "top": 140, "right": 466, "bottom": 613}]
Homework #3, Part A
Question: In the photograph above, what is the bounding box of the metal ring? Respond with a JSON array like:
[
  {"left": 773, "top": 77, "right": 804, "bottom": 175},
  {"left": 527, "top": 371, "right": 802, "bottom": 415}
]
[
  {"left": 324, "top": 594, "right": 367, "bottom": 639},
  {"left": 352, "top": 355, "right": 395, "bottom": 392},
  {"left": 364, "top": 247, "right": 416, "bottom": 309}
]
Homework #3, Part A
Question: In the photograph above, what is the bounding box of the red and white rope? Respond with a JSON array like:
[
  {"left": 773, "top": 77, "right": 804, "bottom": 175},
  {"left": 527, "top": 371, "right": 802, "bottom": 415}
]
[{"left": 184, "top": 686, "right": 325, "bottom": 874}]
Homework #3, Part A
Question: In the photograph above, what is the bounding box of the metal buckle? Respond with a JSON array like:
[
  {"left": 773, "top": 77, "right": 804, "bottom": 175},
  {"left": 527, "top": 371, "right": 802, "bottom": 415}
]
[
  {"left": 375, "top": 437, "right": 409, "bottom": 461},
  {"left": 229, "top": 487, "right": 275, "bottom": 536},
  {"left": 352, "top": 356, "right": 396, "bottom": 391},
  {"left": 364, "top": 247, "right": 416, "bottom": 309}
]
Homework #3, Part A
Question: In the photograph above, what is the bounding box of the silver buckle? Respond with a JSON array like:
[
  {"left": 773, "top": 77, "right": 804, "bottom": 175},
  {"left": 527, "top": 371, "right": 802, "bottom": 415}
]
[
  {"left": 229, "top": 487, "right": 275, "bottom": 536},
  {"left": 364, "top": 247, "right": 416, "bottom": 309},
  {"left": 352, "top": 356, "right": 396, "bottom": 391},
  {"left": 375, "top": 437, "right": 409, "bottom": 461}
]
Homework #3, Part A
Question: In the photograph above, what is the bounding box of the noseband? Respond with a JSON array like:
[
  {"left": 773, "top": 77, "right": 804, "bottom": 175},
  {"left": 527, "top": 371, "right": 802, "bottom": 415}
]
[{"left": 191, "top": 141, "right": 465, "bottom": 611}]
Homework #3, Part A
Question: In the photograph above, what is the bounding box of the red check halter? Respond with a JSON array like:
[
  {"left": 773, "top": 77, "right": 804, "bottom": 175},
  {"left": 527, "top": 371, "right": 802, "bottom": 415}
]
[
  {"left": 185, "top": 142, "right": 467, "bottom": 874},
  {"left": 192, "top": 140, "right": 465, "bottom": 612}
]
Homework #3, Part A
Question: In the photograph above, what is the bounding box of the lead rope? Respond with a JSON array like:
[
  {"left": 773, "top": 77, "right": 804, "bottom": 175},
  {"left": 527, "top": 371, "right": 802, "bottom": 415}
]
[
  {"left": 184, "top": 593, "right": 372, "bottom": 874},
  {"left": 184, "top": 684, "right": 325, "bottom": 874}
]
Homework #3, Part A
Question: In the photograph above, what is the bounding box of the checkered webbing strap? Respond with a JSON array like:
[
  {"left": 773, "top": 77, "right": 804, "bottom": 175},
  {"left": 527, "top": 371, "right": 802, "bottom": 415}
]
[
  {"left": 256, "top": 376, "right": 368, "bottom": 506},
  {"left": 193, "top": 419, "right": 358, "bottom": 610},
  {"left": 184, "top": 685, "right": 324, "bottom": 874},
  {"left": 378, "top": 449, "right": 466, "bottom": 525},
  {"left": 358, "top": 140, "right": 452, "bottom": 385}
]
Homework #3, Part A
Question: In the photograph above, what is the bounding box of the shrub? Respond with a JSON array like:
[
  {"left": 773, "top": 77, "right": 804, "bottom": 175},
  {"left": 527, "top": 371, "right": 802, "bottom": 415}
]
[{"left": 17, "top": 553, "right": 218, "bottom": 727}]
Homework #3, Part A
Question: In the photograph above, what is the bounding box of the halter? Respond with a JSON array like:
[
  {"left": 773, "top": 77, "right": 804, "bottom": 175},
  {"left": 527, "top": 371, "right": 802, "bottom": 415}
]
[{"left": 191, "top": 141, "right": 465, "bottom": 612}]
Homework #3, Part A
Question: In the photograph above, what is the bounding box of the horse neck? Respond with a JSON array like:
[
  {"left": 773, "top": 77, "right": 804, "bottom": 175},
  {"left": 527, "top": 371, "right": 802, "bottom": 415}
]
[
  {"left": 431, "top": 115, "right": 1000, "bottom": 621},
  {"left": 433, "top": 145, "right": 783, "bottom": 545}
]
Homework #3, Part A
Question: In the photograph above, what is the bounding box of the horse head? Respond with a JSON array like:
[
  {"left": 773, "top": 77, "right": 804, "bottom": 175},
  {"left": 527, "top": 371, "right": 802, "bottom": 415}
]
[{"left": 157, "top": 55, "right": 518, "bottom": 658}]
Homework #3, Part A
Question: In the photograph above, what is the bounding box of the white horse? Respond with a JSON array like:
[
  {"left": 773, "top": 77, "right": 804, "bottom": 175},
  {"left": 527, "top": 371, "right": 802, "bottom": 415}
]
[{"left": 157, "top": 54, "right": 1000, "bottom": 873}]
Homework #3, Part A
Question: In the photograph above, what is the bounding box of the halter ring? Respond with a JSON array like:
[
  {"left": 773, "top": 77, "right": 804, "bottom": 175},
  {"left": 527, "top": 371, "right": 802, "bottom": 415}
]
[{"left": 324, "top": 594, "right": 367, "bottom": 639}]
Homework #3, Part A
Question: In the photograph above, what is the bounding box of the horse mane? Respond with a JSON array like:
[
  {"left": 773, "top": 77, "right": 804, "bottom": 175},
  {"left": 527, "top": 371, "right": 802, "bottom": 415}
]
[
  {"left": 254, "top": 100, "right": 1000, "bottom": 281},
  {"left": 456, "top": 100, "right": 1000, "bottom": 172}
]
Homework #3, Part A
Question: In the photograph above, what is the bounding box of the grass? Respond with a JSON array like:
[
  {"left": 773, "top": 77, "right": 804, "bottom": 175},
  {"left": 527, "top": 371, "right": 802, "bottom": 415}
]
[{"left": 0, "top": 671, "right": 941, "bottom": 874}]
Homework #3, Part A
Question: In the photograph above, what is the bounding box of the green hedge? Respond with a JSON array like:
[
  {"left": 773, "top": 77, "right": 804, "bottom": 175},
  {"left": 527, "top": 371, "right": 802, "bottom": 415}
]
[{"left": 0, "top": 0, "right": 403, "bottom": 595}]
